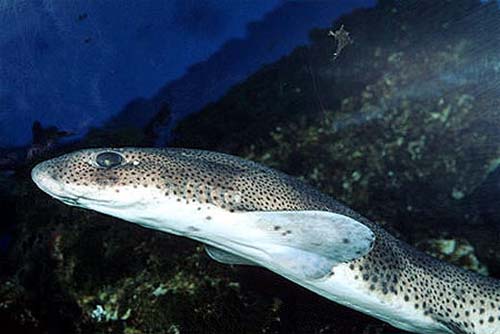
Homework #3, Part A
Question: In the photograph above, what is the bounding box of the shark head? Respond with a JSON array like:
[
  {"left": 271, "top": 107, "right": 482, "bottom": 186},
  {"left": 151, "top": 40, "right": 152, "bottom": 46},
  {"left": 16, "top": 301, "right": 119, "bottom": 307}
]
[
  {"left": 32, "top": 147, "right": 375, "bottom": 280},
  {"left": 32, "top": 147, "right": 252, "bottom": 235},
  {"left": 32, "top": 148, "right": 143, "bottom": 208}
]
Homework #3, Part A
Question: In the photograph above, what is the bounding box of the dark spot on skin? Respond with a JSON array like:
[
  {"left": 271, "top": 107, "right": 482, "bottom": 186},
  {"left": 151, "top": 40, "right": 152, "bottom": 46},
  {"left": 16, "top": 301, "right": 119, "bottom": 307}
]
[
  {"left": 187, "top": 226, "right": 200, "bottom": 232},
  {"left": 342, "top": 238, "right": 350, "bottom": 244},
  {"left": 273, "top": 226, "right": 281, "bottom": 231},
  {"left": 206, "top": 216, "right": 212, "bottom": 220}
]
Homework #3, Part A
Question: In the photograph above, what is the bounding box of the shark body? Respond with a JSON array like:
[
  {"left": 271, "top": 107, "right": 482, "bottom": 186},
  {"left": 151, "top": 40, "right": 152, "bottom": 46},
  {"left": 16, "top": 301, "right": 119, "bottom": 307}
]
[{"left": 31, "top": 148, "right": 500, "bottom": 334}]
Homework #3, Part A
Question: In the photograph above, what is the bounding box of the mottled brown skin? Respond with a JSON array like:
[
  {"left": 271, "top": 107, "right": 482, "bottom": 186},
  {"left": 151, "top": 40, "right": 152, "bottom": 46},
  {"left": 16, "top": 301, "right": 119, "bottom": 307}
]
[{"left": 36, "top": 148, "right": 500, "bottom": 334}]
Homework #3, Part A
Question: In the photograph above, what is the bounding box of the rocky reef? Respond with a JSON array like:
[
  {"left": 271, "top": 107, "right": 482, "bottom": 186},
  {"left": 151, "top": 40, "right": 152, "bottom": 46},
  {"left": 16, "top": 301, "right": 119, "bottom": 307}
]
[
  {"left": 173, "top": 0, "right": 500, "bottom": 273},
  {"left": 3, "top": 0, "right": 500, "bottom": 333}
]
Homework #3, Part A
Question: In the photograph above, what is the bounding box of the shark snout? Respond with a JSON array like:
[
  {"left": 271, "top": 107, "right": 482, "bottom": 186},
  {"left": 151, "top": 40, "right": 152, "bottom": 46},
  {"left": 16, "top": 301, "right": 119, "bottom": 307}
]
[
  {"left": 31, "top": 161, "right": 69, "bottom": 200},
  {"left": 31, "top": 161, "right": 50, "bottom": 188}
]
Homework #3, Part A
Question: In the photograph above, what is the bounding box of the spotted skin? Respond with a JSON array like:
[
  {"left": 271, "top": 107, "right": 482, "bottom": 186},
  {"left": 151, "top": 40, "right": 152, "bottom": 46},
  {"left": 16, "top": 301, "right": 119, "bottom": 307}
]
[{"left": 32, "top": 148, "right": 500, "bottom": 334}]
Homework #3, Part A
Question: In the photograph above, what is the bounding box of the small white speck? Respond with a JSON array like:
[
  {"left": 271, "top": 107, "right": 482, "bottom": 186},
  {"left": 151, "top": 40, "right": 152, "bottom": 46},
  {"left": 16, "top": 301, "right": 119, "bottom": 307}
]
[
  {"left": 133, "top": 160, "right": 140, "bottom": 166},
  {"left": 120, "top": 308, "right": 132, "bottom": 320},
  {"left": 152, "top": 284, "right": 168, "bottom": 297},
  {"left": 451, "top": 188, "right": 464, "bottom": 200},
  {"left": 91, "top": 305, "right": 106, "bottom": 321},
  {"left": 233, "top": 193, "right": 242, "bottom": 203}
]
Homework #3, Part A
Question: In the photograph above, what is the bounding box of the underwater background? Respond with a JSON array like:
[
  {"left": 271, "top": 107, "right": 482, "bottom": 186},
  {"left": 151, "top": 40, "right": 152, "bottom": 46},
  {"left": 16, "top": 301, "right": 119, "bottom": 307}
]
[{"left": 2, "top": 0, "right": 500, "bottom": 333}]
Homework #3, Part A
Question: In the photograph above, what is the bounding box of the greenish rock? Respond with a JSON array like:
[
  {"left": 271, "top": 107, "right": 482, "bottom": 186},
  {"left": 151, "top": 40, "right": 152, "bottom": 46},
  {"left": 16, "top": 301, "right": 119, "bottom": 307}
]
[{"left": 417, "top": 238, "right": 489, "bottom": 276}]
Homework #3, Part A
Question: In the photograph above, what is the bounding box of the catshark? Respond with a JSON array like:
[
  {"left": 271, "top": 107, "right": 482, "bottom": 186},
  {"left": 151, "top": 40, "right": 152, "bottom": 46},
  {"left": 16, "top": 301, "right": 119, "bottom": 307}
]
[{"left": 31, "top": 147, "right": 500, "bottom": 334}]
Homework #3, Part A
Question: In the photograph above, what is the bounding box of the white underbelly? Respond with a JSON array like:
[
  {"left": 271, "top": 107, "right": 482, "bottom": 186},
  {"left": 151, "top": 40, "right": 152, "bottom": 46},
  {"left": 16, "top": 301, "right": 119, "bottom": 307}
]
[
  {"left": 287, "top": 264, "right": 452, "bottom": 334},
  {"left": 89, "top": 196, "right": 451, "bottom": 334}
]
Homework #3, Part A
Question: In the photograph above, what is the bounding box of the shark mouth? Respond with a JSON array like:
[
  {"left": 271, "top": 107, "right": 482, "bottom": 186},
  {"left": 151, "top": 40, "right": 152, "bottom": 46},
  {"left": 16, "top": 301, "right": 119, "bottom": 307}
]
[{"left": 31, "top": 162, "right": 113, "bottom": 207}]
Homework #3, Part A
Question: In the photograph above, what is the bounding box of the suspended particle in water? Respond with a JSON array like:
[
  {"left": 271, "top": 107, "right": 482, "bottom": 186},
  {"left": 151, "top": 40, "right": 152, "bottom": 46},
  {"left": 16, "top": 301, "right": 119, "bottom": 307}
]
[{"left": 328, "top": 25, "right": 353, "bottom": 61}]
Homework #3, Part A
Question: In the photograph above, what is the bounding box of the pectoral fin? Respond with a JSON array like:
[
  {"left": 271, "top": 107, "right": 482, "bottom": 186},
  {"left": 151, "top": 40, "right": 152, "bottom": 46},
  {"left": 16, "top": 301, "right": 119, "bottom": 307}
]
[
  {"left": 238, "top": 210, "right": 375, "bottom": 279},
  {"left": 205, "top": 246, "right": 257, "bottom": 266}
]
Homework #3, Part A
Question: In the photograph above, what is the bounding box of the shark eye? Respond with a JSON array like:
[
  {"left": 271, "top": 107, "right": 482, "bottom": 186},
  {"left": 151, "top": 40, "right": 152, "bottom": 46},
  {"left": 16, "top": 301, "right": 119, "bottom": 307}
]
[{"left": 96, "top": 152, "right": 124, "bottom": 168}]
